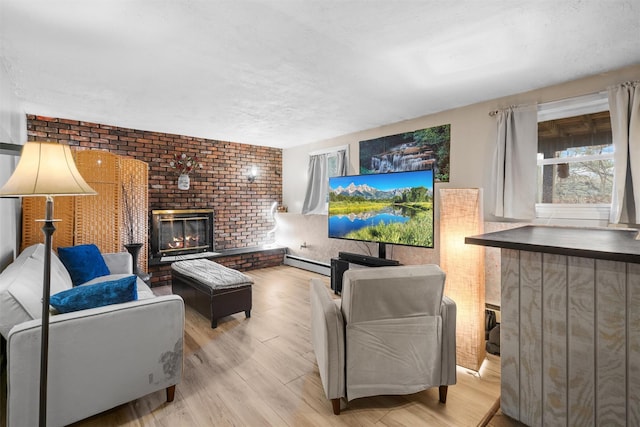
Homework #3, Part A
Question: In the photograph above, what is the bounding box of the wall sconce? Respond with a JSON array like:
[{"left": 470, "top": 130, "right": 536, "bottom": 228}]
[{"left": 248, "top": 166, "right": 258, "bottom": 182}]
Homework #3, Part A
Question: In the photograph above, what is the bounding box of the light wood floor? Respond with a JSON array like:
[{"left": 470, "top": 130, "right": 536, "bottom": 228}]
[{"left": 69, "top": 265, "right": 510, "bottom": 427}]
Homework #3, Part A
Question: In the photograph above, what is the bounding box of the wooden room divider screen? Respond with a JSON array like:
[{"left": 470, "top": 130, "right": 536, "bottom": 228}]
[{"left": 21, "top": 148, "right": 149, "bottom": 274}]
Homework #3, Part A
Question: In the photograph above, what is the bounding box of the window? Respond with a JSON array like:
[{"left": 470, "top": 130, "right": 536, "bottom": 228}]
[
  {"left": 326, "top": 150, "right": 343, "bottom": 180},
  {"left": 536, "top": 93, "right": 613, "bottom": 221},
  {"left": 301, "top": 145, "right": 349, "bottom": 214}
]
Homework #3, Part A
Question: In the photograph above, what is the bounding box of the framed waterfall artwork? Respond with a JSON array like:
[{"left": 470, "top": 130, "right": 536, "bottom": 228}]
[{"left": 358, "top": 124, "right": 450, "bottom": 182}]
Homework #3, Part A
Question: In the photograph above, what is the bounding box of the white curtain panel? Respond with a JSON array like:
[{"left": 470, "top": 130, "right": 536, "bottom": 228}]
[
  {"left": 491, "top": 105, "right": 538, "bottom": 219},
  {"left": 301, "top": 149, "right": 347, "bottom": 214},
  {"left": 608, "top": 81, "right": 640, "bottom": 224}
]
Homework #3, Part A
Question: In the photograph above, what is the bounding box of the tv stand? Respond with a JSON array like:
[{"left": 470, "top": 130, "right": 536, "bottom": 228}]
[
  {"left": 331, "top": 252, "right": 400, "bottom": 294},
  {"left": 337, "top": 251, "right": 400, "bottom": 267}
]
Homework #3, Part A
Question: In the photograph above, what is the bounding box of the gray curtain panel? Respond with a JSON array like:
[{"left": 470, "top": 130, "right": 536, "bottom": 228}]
[
  {"left": 608, "top": 81, "right": 640, "bottom": 224},
  {"left": 491, "top": 105, "right": 538, "bottom": 220}
]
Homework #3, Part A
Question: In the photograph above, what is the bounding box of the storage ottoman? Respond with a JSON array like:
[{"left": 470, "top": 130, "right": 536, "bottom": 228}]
[{"left": 171, "top": 259, "right": 253, "bottom": 328}]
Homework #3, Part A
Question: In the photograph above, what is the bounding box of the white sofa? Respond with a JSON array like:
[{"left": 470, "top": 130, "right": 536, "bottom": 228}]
[{"left": 0, "top": 243, "right": 184, "bottom": 427}]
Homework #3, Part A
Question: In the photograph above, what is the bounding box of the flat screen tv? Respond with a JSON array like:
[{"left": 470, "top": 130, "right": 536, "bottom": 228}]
[{"left": 328, "top": 169, "right": 434, "bottom": 258}]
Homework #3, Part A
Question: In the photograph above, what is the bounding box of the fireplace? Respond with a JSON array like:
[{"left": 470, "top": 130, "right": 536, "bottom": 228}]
[{"left": 151, "top": 209, "right": 214, "bottom": 259}]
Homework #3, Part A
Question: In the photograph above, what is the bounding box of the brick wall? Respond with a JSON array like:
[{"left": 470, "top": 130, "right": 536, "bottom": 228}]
[{"left": 27, "top": 115, "right": 284, "bottom": 283}]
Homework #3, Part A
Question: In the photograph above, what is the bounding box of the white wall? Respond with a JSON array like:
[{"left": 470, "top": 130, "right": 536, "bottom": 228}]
[
  {"left": 281, "top": 63, "right": 640, "bottom": 306},
  {"left": 0, "top": 65, "right": 27, "bottom": 271},
  {"left": 284, "top": 63, "right": 640, "bottom": 217}
]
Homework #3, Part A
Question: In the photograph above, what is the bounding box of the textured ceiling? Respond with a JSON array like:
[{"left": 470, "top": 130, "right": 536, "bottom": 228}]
[{"left": 1, "top": 0, "right": 639, "bottom": 149}]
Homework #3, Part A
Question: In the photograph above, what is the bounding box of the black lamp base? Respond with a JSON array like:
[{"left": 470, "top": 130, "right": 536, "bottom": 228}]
[{"left": 38, "top": 196, "right": 57, "bottom": 427}]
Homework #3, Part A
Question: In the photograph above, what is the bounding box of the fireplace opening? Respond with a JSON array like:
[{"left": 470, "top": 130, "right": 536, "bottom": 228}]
[{"left": 151, "top": 209, "right": 214, "bottom": 259}]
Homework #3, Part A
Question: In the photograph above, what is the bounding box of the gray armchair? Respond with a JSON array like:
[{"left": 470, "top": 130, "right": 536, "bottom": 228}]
[{"left": 310, "top": 264, "right": 456, "bottom": 415}]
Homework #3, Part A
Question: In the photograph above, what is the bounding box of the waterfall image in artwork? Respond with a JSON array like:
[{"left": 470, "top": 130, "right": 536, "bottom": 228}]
[{"left": 359, "top": 124, "right": 450, "bottom": 182}]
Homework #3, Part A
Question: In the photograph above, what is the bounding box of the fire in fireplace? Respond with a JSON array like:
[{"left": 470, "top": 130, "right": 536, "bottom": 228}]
[{"left": 150, "top": 209, "right": 214, "bottom": 258}]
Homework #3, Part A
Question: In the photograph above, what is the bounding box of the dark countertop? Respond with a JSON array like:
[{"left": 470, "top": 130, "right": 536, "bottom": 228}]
[{"left": 465, "top": 225, "right": 640, "bottom": 264}]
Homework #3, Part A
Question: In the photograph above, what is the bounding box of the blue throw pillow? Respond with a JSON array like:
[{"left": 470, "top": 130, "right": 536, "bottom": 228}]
[
  {"left": 50, "top": 275, "right": 138, "bottom": 314},
  {"left": 58, "top": 244, "right": 111, "bottom": 286}
]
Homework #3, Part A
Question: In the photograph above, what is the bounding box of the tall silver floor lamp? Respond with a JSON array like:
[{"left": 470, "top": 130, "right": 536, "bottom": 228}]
[{"left": 0, "top": 141, "right": 96, "bottom": 427}]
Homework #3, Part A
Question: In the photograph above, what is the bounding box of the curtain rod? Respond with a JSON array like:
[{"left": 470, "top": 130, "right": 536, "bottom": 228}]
[
  {"left": 309, "top": 144, "right": 349, "bottom": 156},
  {"left": 609, "top": 80, "right": 639, "bottom": 89},
  {"left": 488, "top": 105, "right": 520, "bottom": 116},
  {"left": 488, "top": 89, "right": 611, "bottom": 116}
]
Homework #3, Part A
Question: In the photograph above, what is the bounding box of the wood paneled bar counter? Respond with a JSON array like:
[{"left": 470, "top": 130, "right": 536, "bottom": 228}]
[{"left": 466, "top": 226, "right": 640, "bottom": 427}]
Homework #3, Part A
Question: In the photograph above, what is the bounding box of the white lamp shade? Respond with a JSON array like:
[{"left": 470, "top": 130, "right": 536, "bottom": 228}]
[{"left": 0, "top": 141, "right": 96, "bottom": 196}]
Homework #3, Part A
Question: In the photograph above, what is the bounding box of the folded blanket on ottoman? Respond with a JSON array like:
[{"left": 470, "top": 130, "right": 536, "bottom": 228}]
[{"left": 171, "top": 259, "right": 253, "bottom": 289}]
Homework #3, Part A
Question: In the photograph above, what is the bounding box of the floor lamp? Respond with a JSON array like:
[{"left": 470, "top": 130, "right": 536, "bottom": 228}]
[
  {"left": 439, "top": 188, "right": 486, "bottom": 371},
  {"left": 0, "top": 141, "right": 96, "bottom": 427}
]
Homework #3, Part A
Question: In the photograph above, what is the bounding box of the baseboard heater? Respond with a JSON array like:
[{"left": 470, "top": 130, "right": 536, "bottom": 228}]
[{"left": 283, "top": 255, "right": 330, "bottom": 276}]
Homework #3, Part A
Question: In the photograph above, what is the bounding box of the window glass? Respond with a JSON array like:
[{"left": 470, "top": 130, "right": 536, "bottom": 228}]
[
  {"left": 537, "top": 110, "right": 613, "bottom": 204},
  {"left": 327, "top": 153, "right": 339, "bottom": 178},
  {"left": 536, "top": 92, "right": 613, "bottom": 223}
]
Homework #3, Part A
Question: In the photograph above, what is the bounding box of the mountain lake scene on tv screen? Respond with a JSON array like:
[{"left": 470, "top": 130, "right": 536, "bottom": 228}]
[{"left": 328, "top": 172, "right": 434, "bottom": 247}]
